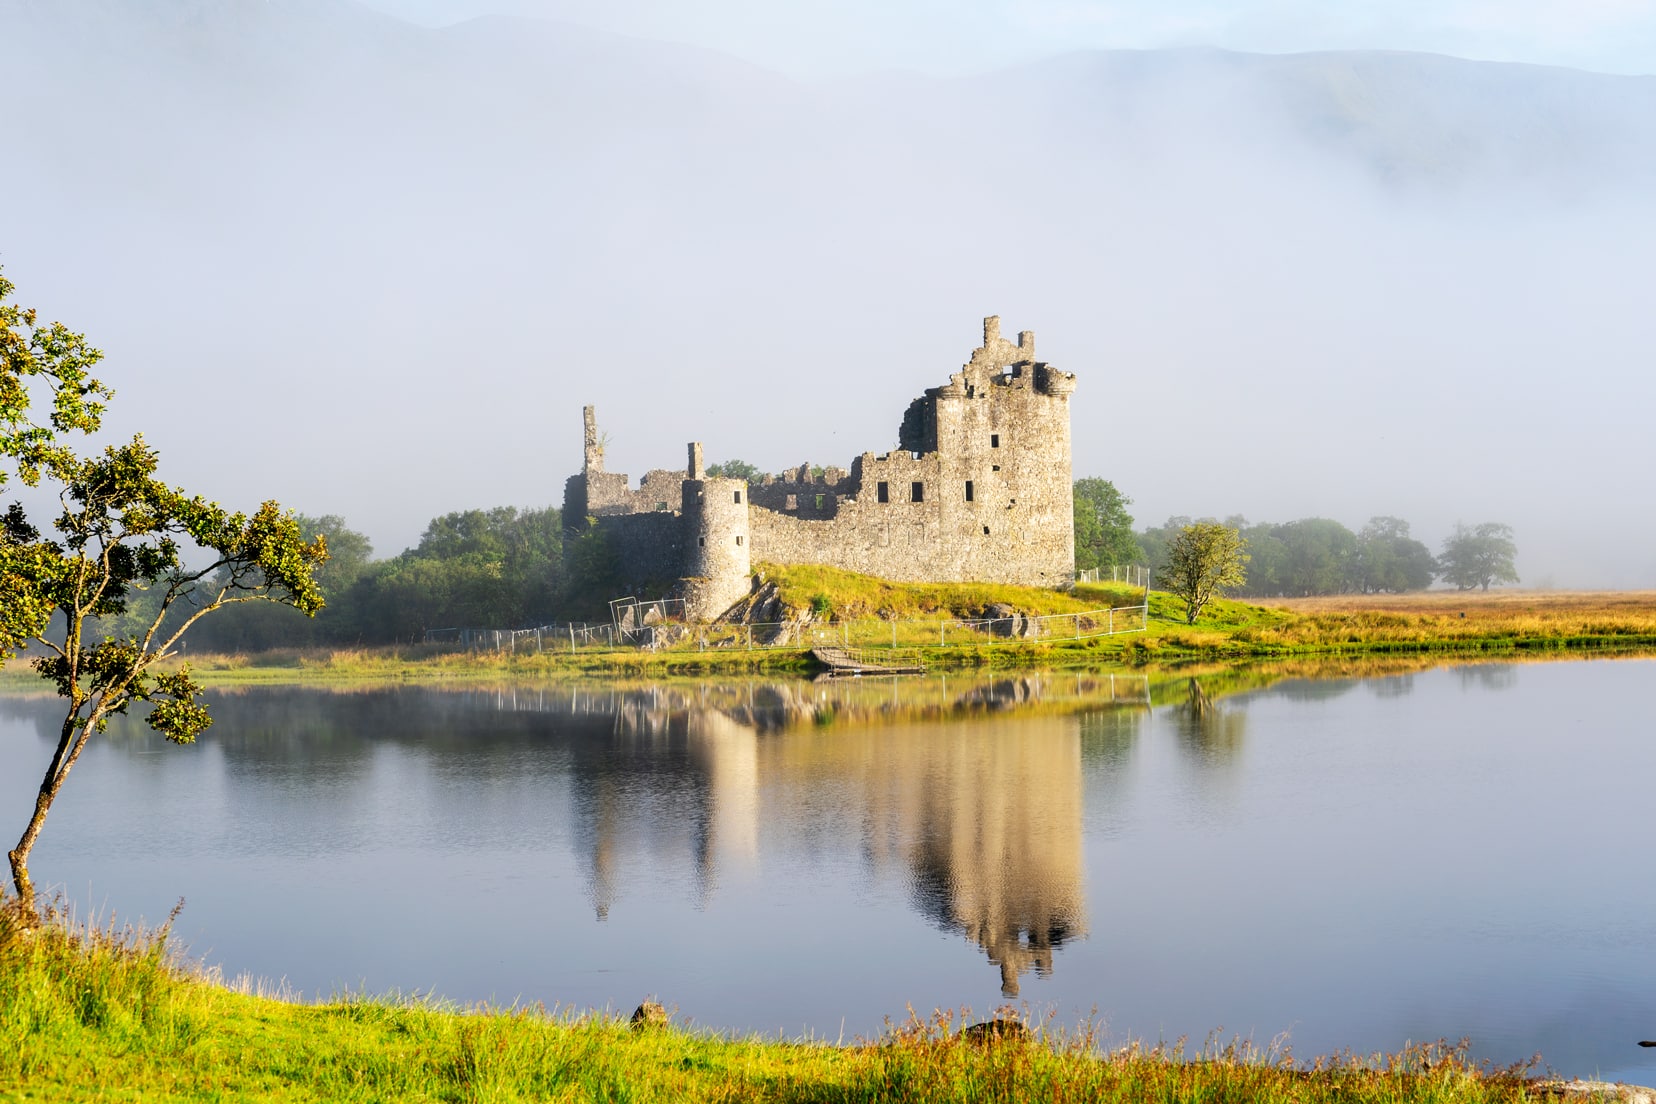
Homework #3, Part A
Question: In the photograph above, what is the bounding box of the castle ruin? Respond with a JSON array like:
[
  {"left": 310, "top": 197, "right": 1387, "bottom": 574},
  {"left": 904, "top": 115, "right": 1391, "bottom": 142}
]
[{"left": 562, "top": 316, "right": 1077, "bottom": 618}]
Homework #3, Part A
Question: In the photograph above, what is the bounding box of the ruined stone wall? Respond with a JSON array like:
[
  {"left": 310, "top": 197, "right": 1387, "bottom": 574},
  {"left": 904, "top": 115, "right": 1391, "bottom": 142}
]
[
  {"left": 563, "top": 315, "right": 1078, "bottom": 611},
  {"left": 601, "top": 512, "right": 685, "bottom": 592},
  {"left": 585, "top": 469, "right": 688, "bottom": 517},
  {"left": 746, "top": 467, "right": 851, "bottom": 522},
  {"left": 745, "top": 316, "right": 1076, "bottom": 587}
]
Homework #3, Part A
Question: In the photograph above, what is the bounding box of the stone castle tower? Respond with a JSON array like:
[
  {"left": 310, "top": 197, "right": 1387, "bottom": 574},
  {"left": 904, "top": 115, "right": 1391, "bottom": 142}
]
[{"left": 563, "top": 316, "right": 1077, "bottom": 618}]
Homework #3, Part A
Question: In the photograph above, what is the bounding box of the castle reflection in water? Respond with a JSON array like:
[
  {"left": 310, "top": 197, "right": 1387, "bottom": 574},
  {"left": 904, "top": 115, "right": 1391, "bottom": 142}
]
[
  {"left": 551, "top": 674, "right": 1149, "bottom": 997},
  {"left": 1, "top": 672, "right": 1165, "bottom": 998}
]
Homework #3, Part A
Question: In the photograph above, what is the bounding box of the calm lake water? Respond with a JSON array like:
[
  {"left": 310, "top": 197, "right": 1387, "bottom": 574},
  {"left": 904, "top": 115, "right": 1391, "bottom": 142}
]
[{"left": 3, "top": 659, "right": 1654, "bottom": 1081}]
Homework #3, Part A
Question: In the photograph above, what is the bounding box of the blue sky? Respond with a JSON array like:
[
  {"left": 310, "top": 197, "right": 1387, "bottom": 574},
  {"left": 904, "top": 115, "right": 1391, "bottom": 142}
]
[{"left": 359, "top": 0, "right": 1656, "bottom": 76}]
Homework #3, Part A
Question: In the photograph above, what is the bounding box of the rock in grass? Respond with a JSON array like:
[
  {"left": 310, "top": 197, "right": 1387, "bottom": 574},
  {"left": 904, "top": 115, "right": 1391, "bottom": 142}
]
[
  {"left": 630, "top": 1000, "right": 669, "bottom": 1030},
  {"left": 961, "top": 1017, "right": 1031, "bottom": 1046}
]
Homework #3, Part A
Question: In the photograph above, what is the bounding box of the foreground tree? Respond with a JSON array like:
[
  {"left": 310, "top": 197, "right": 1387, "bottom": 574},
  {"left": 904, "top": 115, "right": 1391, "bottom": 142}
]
[
  {"left": 1156, "top": 521, "right": 1249, "bottom": 624},
  {"left": 1, "top": 271, "right": 326, "bottom": 915},
  {"left": 1072, "top": 477, "right": 1141, "bottom": 572},
  {"left": 1437, "top": 522, "right": 1519, "bottom": 591}
]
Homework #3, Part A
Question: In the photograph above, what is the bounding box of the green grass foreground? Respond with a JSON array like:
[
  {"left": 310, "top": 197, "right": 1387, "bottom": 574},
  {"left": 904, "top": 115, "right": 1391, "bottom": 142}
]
[{"left": 1, "top": 906, "right": 1572, "bottom": 1104}]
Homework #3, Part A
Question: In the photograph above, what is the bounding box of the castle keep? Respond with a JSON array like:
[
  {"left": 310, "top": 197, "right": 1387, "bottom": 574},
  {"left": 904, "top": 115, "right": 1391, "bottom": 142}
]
[{"left": 562, "top": 316, "right": 1077, "bottom": 618}]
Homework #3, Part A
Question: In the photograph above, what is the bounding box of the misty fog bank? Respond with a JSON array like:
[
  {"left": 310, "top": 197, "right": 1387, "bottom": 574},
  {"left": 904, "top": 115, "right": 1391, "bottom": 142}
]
[{"left": 3, "top": 0, "right": 1653, "bottom": 586}]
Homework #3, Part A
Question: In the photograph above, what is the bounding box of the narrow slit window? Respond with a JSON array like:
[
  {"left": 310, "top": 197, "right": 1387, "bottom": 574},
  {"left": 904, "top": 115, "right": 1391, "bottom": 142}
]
[
  {"left": 911, "top": 481, "right": 925, "bottom": 503},
  {"left": 698, "top": 536, "right": 706, "bottom": 547},
  {"left": 734, "top": 490, "right": 742, "bottom": 504},
  {"left": 964, "top": 480, "right": 974, "bottom": 502},
  {"left": 877, "top": 481, "right": 889, "bottom": 503},
  {"left": 990, "top": 434, "right": 1000, "bottom": 448},
  {"left": 735, "top": 535, "right": 743, "bottom": 546},
  {"left": 983, "top": 526, "right": 990, "bottom": 535},
  {"left": 814, "top": 494, "right": 825, "bottom": 509}
]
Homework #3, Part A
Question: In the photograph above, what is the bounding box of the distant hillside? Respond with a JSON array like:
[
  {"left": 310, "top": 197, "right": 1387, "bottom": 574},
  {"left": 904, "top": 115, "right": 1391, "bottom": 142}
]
[{"left": 8, "top": 0, "right": 1653, "bottom": 194}]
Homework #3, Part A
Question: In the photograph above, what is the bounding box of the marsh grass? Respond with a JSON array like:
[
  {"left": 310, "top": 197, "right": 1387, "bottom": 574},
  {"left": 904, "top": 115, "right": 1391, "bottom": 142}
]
[{"left": 0, "top": 904, "right": 1572, "bottom": 1103}]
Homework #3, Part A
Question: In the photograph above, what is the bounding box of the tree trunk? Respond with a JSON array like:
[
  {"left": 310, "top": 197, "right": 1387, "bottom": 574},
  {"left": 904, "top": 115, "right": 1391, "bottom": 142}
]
[{"left": 8, "top": 713, "right": 94, "bottom": 921}]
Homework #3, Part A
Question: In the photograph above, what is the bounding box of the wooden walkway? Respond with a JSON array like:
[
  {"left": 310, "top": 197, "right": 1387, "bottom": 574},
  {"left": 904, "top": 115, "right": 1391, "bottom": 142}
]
[{"left": 810, "top": 646, "right": 926, "bottom": 677}]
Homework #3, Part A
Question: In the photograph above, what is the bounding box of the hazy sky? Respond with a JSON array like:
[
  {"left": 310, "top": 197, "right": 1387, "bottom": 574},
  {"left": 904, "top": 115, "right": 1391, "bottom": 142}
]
[
  {"left": 4, "top": 0, "right": 1654, "bottom": 589},
  {"left": 360, "top": 0, "right": 1656, "bottom": 77}
]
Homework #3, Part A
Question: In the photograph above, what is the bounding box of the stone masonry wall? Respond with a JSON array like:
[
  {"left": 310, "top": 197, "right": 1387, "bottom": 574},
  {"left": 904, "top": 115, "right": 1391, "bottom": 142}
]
[{"left": 562, "top": 316, "right": 1077, "bottom": 616}]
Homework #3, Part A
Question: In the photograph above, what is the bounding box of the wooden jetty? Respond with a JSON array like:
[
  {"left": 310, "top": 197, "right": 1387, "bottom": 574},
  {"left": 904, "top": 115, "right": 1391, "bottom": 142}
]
[{"left": 810, "top": 646, "right": 926, "bottom": 677}]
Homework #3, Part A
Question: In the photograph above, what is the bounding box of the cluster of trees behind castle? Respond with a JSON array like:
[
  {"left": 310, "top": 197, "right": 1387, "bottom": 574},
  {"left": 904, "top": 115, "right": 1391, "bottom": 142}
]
[{"left": 150, "top": 473, "right": 1512, "bottom": 653}]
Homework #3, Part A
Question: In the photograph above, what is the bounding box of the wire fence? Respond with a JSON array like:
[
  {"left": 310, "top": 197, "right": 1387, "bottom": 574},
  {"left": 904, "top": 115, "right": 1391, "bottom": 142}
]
[
  {"left": 424, "top": 602, "right": 1149, "bottom": 656},
  {"left": 1072, "top": 564, "right": 1151, "bottom": 588}
]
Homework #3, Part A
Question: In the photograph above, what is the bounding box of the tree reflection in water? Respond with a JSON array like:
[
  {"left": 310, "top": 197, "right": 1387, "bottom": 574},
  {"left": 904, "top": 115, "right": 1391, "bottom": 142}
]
[{"left": 1174, "top": 679, "right": 1247, "bottom": 764}]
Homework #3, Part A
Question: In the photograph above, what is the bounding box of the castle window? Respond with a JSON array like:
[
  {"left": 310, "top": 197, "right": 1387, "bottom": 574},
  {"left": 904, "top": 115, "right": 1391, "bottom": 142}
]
[
  {"left": 992, "top": 464, "right": 1001, "bottom": 472},
  {"left": 911, "top": 481, "right": 925, "bottom": 503},
  {"left": 983, "top": 526, "right": 990, "bottom": 535},
  {"left": 877, "top": 481, "right": 889, "bottom": 503},
  {"left": 964, "top": 480, "right": 974, "bottom": 502},
  {"left": 733, "top": 490, "right": 742, "bottom": 504},
  {"left": 698, "top": 537, "right": 706, "bottom": 547},
  {"left": 815, "top": 494, "right": 826, "bottom": 510},
  {"left": 990, "top": 434, "right": 1000, "bottom": 448},
  {"left": 786, "top": 494, "right": 798, "bottom": 511},
  {"left": 736, "top": 535, "right": 743, "bottom": 546}
]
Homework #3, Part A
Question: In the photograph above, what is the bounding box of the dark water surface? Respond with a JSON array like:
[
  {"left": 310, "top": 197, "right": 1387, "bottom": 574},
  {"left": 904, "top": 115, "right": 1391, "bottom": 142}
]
[{"left": 3, "top": 660, "right": 1654, "bottom": 1082}]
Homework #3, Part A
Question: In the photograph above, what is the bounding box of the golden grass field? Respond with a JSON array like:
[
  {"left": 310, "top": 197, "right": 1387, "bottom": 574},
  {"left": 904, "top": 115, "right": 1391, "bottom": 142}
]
[
  {"left": 1272, "top": 589, "right": 1656, "bottom": 620},
  {"left": 1251, "top": 589, "right": 1656, "bottom": 643}
]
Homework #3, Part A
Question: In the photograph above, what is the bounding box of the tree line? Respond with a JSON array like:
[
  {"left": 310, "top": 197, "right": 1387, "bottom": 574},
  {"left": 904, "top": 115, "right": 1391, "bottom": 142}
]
[{"left": 1075, "top": 478, "right": 1518, "bottom": 596}]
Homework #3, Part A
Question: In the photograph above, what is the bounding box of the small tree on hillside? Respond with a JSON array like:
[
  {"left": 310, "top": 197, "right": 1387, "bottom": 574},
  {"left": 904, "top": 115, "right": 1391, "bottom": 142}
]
[
  {"left": 1437, "top": 522, "right": 1519, "bottom": 591},
  {"left": 1156, "top": 522, "right": 1249, "bottom": 624},
  {"left": 1, "top": 271, "right": 326, "bottom": 917}
]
